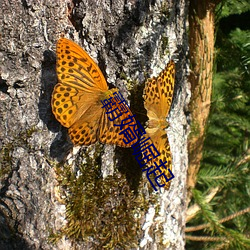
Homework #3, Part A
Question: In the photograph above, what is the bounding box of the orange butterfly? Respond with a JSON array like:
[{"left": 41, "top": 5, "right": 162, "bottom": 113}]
[
  {"left": 52, "top": 38, "right": 137, "bottom": 147},
  {"left": 143, "top": 60, "right": 175, "bottom": 190}
]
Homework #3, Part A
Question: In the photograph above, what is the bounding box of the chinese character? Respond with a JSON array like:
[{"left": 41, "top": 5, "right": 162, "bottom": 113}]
[
  {"left": 132, "top": 136, "right": 160, "bottom": 168},
  {"left": 143, "top": 159, "right": 175, "bottom": 191},
  {"left": 118, "top": 115, "right": 138, "bottom": 144}
]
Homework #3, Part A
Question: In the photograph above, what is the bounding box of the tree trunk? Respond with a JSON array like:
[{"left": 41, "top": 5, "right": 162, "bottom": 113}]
[
  {"left": 0, "top": 0, "right": 189, "bottom": 249},
  {"left": 187, "top": 0, "right": 220, "bottom": 204}
]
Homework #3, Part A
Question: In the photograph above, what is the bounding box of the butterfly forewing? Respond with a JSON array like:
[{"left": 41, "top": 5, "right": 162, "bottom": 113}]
[
  {"left": 143, "top": 60, "right": 175, "bottom": 119},
  {"left": 56, "top": 38, "right": 108, "bottom": 91}
]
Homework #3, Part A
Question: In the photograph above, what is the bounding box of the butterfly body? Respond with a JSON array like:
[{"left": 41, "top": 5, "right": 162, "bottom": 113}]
[
  {"left": 143, "top": 60, "right": 175, "bottom": 190},
  {"left": 52, "top": 38, "right": 137, "bottom": 147},
  {"left": 146, "top": 117, "right": 169, "bottom": 130}
]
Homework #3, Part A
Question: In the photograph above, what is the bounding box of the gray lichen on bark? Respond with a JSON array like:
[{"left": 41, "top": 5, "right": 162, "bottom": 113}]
[{"left": 0, "top": 0, "right": 189, "bottom": 249}]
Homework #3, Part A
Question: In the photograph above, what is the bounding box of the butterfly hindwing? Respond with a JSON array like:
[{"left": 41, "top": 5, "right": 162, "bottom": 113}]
[
  {"left": 99, "top": 106, "right": 138, "bottom": 148},
  {"left": 147, "top": 129, "right": 173, "bottom": 190},
  {"left": 68, "top": 116, "right": 102, "bottom": 145}
]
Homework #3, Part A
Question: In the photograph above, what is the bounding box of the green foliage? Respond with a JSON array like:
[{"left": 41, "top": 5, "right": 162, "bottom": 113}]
[
  {"left": 216, "top": 29, "right": 250, "bottom": 72},
  {"left": 218, "top": 0, "right": 250, "bottom": 17},
  {"left": 192, "top": 189, "right": 225, "bottom": 233}
]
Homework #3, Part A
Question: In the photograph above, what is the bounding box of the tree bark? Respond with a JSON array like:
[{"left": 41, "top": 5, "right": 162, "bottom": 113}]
[{"left": 0, "top": 0, "right": 189, "bottom": 249}]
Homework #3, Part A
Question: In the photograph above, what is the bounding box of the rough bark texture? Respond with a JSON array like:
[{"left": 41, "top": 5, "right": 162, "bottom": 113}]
[
  {"left": 187, "top": 0, "right": 219, "bottom": 204},
  {"left": 0, "top": 0, "right": 189, "bottom": 249}
]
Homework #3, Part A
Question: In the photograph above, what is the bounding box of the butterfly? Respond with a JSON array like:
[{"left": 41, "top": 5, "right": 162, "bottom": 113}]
[
  {"left": 51, "top": 38, "right": 137, "bottom": 147},
  {"left": 143, "top": 60, "right": 175, "bottom": 190}
]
